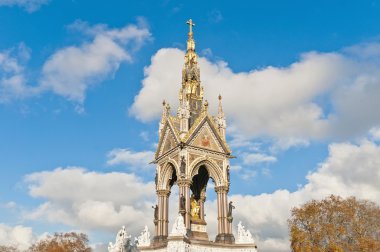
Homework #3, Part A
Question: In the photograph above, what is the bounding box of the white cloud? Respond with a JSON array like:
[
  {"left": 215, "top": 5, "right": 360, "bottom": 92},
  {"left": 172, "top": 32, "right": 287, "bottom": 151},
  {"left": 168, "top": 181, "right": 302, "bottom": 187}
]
[
  {"left": 212, "top": 140, "right": 380, "bottom": 252},
  {"left": 270, "top": 138, "right": 310, "bottom": 152},
  {"left": 24, "top": 167, "right": 156, "bottom": 233},
  {"left": 0, "top": 0, "right": 49, "bottom": 12},
  {"left": 0, "top": 224, "right": 35, "bottom": 250},
  {"left": 18, "top": 140, "right": 380, "bottom": 252},
  {"left": 106, "top": 148, "right": 154, "bottom": 170},
  {"left": 40, "top": 21, "right": 151, "bottom": 104},
  {"left": 369, "top": 127, "right": 380, "bottom": 141},
  {"left": 0, "top": 43, "right": 37, "bottom": 103},
  {"left": 1, "top": 21, "right": 150, "bottom": 106},
  {"left": 242, "top": 153, "right": 277, "bottom": 165},
  {"left": 130, "top": 43, "right": 380, "bottom": 145}
]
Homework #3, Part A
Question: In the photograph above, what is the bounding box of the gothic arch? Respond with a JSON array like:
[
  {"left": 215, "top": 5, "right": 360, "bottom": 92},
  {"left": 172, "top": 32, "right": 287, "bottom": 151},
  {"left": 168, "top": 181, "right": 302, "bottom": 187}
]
[
  {"left": 159, "top": 161, "right": 179, "bottom": 191},
  {"left": 189, "top": 158, "right": 223, "bottom": 187}
]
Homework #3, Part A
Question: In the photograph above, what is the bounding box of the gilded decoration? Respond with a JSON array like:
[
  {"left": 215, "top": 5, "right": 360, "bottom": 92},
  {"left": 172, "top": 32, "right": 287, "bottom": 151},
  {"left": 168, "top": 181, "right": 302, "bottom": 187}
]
[{"left": 190, "top": 194, "right": 200, "bottom": 219}]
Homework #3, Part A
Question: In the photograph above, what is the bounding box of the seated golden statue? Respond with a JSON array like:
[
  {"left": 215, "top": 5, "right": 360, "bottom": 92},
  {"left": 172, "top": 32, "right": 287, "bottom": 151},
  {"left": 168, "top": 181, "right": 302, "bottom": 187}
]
[{"left": 190, "top": 194, "right": 200, "bottom": 219}]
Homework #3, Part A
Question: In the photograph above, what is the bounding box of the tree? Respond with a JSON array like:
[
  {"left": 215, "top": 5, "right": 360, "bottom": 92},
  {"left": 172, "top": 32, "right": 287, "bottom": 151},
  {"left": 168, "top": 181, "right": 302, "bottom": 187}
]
[
  {"left": 0, "top": 246, "right": 18, "bottom": 252},
  {"left": 288, "top": 195, "right": 380, "bottom": 252},
  {"left": 28, "top": 232, "right": 92, "bottom": 252}
]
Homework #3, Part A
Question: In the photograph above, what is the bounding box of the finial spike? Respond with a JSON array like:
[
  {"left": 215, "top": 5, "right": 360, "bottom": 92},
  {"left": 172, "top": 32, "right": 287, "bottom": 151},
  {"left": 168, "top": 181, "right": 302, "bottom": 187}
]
[{"left": 186, "top": 19, "right": 195, "bottom": 34}]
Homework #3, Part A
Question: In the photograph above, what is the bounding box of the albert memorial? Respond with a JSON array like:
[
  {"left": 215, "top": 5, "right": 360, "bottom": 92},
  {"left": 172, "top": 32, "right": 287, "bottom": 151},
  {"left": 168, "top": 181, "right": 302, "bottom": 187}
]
[{"left": 108, "top": 19, "right": 258, "bottom": 252}]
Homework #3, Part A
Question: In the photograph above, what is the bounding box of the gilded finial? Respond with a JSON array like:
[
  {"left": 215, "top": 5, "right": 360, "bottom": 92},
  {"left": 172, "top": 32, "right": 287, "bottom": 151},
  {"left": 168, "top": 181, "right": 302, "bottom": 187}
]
[
  {"left": 218, "top": 94, "right": 222, "bottom": 100},
  {"left": 186, "top": 19, "right": 195, "bottom": 34}
]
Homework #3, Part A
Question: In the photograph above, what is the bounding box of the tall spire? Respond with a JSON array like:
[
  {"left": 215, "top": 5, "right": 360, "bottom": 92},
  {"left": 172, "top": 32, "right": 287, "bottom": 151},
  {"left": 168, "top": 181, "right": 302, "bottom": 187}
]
[
  {"left": 179, "top": 19, "right": 204, "bottom": 129},
  {"left": 216, "top": 95, "right": 227, "bottom": 139}
]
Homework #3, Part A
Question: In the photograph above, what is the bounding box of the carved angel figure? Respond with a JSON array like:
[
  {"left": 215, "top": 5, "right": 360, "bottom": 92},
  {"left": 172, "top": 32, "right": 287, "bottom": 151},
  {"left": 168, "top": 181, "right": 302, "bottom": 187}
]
[
  {"left": 170, "top": 214, "right": 187, "bottom": 237},
  {"left": 136, "top": 225, "right": 150, "bottom": 247},
  {"left": 236, "top": 221, "right": 255, "bottom": 244},
  {"left": 108, "top": 226, "right": 132, "bottom": 252}
]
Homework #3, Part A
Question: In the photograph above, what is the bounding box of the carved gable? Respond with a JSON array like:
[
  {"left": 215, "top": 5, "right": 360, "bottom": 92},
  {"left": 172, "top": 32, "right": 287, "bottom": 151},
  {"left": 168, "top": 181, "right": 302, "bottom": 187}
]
[
  {"left": 187, "top": 117, "right": 230, "bottom": 154},
  {"left": 156, "top": 122, "right": 179, "bottom": 158},
  {"left": 190, "top": 124, "right": 222, "bottom": 152}
]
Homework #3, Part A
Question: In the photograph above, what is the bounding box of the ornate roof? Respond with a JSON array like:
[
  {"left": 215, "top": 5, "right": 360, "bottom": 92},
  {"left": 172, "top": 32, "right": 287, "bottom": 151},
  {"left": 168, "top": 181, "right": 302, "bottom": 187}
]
[{"left": 156, "top": 19, "right": 230, "bottom": 160}]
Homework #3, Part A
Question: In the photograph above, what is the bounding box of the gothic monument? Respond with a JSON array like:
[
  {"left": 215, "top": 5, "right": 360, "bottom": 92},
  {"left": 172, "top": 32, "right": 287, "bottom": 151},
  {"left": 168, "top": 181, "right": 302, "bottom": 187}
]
[{"left": 109, "top": 19, "right": 257, "bottom": 252}]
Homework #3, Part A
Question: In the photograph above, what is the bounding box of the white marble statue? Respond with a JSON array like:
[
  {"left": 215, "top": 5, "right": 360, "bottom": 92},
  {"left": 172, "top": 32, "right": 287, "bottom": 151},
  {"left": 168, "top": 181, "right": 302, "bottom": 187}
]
[
  {"left": 108, "top": 226, "right": 136, "bottom": 252},
  {"left": 170, "top": 214, "right": 187, "bottom": 237},
  {"left": 236, "top": 221, "right": 255, "bottom": 244},
  {"left": 137, "top": 225, "right": 151, "bottom": 247}
]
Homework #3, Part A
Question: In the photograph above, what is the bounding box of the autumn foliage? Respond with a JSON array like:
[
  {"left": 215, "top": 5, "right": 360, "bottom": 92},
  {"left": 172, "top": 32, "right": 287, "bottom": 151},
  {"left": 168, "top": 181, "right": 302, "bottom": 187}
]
[
  {"left": 288, "top": 195, "right": 380, "bottom": 252},
  {"left": 28, "top": 232, "right": 91, "bottom": 252},
  {"left": 0, "top": 246, "right": 17, "bottom": 252}
]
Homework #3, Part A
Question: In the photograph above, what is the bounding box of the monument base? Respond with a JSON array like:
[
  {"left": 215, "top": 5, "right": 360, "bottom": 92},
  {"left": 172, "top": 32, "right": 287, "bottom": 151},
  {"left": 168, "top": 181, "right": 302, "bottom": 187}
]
[
  {"left": 215, "top": 233, "right": 235, "bottom": 244},
  {"left": 152, "top": 235, "right": 168, "bottom": 245},
  {"left": 138, "top": 236, "right": 257, "bottom": 252}
]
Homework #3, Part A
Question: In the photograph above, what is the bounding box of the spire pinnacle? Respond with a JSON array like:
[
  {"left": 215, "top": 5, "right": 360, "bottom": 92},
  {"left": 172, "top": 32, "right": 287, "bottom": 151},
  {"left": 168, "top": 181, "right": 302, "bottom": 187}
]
[
  {"left": 218, "top": 95, "right": 224, "bottom": 117},
  {"left": 186, "top": 19, "right": 195, "bottom": 34},
  {"left": 180, "top": 19, "right": 203, "bottom": 128}
]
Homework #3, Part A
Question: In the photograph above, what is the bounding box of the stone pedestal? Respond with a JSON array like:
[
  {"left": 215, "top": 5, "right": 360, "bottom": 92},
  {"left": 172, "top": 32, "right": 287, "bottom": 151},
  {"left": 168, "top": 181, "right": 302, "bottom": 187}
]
[
  {"left": 189, "top": 219, "right": 208, "bottom": 241},
  {"left": 215, "top": 233, "right": 235, "bottom": 244}
]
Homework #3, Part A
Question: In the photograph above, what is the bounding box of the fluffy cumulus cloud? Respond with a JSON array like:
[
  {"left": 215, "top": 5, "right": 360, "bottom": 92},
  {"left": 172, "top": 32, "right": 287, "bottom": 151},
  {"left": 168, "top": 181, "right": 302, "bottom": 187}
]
[
  {"left": 0, "top": 224, "right": 35, "bottom": 250},
  {"left": 130, "top": 43, "right": 380, "bottom": 145},
  {"left": 12, "top": 140, "right": 380, "bottom": 252},
  {"left": 0, "top": 0, "right": 49, "bottom": 12},
  {"left": 0, "top": 21, "right": 150, "bottom": 106},
  {"left": 106, "top": 148, "right": 155, "bottom": 170},
  {"left": 0, "top": 43, "right": 37, "bottom": 103},
  {"left": 24, "top": 167, "right": 156, "bottom": 233},
  {"left": 40, "top": 21, "right": 151, "bottom": 104},
  {"left": 203, "top": 140, "right": 380, "bottom": 252}
]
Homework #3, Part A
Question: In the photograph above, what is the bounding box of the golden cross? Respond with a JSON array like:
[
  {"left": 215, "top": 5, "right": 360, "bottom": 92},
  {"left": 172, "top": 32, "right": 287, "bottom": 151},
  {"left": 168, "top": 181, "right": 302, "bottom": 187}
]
[{"left": 186, "top": 19, "right": 195, "bottom": 34}]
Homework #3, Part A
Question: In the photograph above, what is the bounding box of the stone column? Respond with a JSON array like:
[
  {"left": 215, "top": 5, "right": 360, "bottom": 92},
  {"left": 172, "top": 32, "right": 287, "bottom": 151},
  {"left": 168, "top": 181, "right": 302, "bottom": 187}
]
[
  {"left": 215, "top": 185, "right": 235, "bottom": 244},
  {"left": 154, "top": 189, "right": 170, "bottom": 242},
  {"left": 199, "top": 194, "right": 206, "bottom": 221},
  {"left": 177, "top": 179, "right": 191, "bottom": 230}
]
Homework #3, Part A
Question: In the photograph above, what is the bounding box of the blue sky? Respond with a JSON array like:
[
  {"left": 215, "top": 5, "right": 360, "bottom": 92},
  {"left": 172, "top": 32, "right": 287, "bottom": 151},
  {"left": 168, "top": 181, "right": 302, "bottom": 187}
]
[{"left": 1, "top": 1, "right": 380, "bottom": 251}]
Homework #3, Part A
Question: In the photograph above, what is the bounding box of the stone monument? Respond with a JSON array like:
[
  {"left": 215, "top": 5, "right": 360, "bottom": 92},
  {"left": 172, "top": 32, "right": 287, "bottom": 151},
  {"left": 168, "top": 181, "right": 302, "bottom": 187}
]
[{"left": 110, "top": 19, "right": 258, "bottom": 252}]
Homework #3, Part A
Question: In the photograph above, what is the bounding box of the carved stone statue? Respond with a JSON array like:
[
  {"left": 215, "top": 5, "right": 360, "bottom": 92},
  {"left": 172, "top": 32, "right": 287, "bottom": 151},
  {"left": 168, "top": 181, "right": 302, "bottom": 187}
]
[
  {"left": 236, "top": 221, "right": 255, "bottom": 244},
  {"left": 152, "top": 205, "right": 158, "bottom": 223},
  {"left": 180, "top": 194, "right": 186, "bottom": 211},
  {"left": 227, "top": 166, "right": 230, "bottom": 182},
  {"left": 190, "top": 195, "right": 200, "bottom": 219},
  {"left": 180, "top": 156, "right": 186, "bottom": 174},
  {"left": 136, "top": 225, "right": 150, "bottom": 247},
  {"left": 108, "top": 226, "right": 138, "bottom": 252},
  {"left": 170, "top": 214, "right": 187, "bottom": 237},
  {"left": 228, "top": 201, "right": 235, "bottom": 218}
]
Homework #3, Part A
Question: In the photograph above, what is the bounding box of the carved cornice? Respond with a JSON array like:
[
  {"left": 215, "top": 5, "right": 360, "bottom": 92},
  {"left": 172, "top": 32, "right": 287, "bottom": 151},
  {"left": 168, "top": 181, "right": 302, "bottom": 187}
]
[
  {"left": 177, "top": 179, "right": 192, "bottom": 187},
  {"left": 214, "top": 185, "right": 229, "bottom": 193},
  {"left": 157, "top": 189, "right": 171, "bottom": 196}
]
